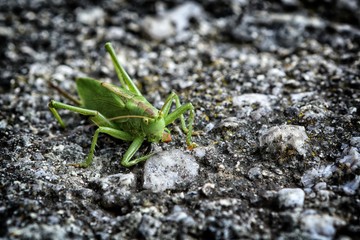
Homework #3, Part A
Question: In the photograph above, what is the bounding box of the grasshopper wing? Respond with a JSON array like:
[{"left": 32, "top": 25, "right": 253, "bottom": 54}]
[
  {"left": 76, "top": 77, "right": 128, "bottom": 120},
  {"left": 101, "top": 82, "right": 159, "bottom": 118}
]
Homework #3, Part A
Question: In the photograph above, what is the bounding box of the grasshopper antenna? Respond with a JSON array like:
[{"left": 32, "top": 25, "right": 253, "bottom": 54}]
[{"left": 49, "top": 82, "right": 81, "bottom": 105}]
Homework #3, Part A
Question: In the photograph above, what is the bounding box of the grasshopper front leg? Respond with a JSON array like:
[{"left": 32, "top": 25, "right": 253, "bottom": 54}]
[
  {"left": 120, "top": 136, "right": 157, "bottom": 167},
  {"left": 161, "top": 92, "right": 197, "bottom": 150}
]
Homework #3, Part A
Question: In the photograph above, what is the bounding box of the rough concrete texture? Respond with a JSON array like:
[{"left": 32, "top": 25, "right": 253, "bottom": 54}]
[{"left": 1, "top": 0, "right": 359, "bottom": 239}]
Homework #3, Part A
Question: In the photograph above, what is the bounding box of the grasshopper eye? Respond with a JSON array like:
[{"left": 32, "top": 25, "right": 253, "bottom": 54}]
[{"left": 143, "top": 118, "right": 149, "bottom": 125}]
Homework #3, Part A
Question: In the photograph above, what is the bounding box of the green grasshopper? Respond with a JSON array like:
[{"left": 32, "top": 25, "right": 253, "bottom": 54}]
[{"left": 49, "top": 42, "right": 196, "bottom": 167}]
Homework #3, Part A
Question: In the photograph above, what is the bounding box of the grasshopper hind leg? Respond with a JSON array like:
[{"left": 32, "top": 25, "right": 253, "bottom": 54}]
[{"left": 104, "top": 42, "right": 142, "bottom": 96}]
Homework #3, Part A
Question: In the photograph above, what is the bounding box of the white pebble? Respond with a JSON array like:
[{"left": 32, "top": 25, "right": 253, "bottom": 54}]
[
  {"left": 350, "top": 137, "right": 360, "bottom": 147},
  {"left": 342, "top": 175, "right": 360, "bottom": 195},
  {"left": 338, "top": 147, "right": 360, "bottom": 171},
  {"left": 141, "top": 2, "right": 203, "bottom": 41},
  {"left": 143, "top": 150, "right": 199, "bottom": 192},
  {"left": 277, "top": 188, "right": 305, "bottom": 209},
  {"left": 301, "top": 164, "right": 336, "bottom": 188},
  {"left": 204, "top": 122, "right": 215, "bottom": 133},
  {"left": 93, "top": 173, "right": 135, "bottom": 192},
  {"left": 232, "top": 93, "right": 273, "bottom": 109},
  {"left": 194, "top": 147, "right": 206, "bottom": 158},
  {"left": 259, "top": 125, "right": 309, "bottom": 156},
  {"left": 76, "top": 7, "right": 105, "bottom": 26},
  {"left": 301, "top": 214, "right": 345, "bottom": 239}
]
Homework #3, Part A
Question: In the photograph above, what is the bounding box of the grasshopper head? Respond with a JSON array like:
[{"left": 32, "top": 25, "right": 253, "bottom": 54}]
[{"left": 145, "top": 117, "right": 167, "bottom": 143}]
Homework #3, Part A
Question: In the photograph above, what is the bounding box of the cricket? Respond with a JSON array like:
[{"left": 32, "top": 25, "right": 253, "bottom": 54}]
[{"left": 49, "top": 42, "right": 196, "bottom": 167}]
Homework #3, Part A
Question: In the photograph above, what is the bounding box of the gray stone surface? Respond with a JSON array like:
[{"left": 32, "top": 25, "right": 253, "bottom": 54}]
[{"left": 0, "top": 0, "right": 359, "bottom": 239}]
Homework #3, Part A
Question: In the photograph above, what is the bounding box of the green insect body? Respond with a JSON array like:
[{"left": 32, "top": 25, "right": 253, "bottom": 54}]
[{"left": 49, "top": 42, "right": 196, "bottom": 167}]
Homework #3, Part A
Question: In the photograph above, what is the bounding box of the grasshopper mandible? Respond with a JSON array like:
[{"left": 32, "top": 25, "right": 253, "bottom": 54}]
[{"left": 49, "top": 42, "right": 196, "bottom": 167}]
